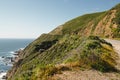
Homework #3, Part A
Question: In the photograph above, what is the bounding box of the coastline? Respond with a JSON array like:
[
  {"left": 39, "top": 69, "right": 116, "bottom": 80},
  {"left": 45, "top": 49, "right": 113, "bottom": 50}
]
[{"left": 0, "top": 48, "right": 24, "bottom": 80}]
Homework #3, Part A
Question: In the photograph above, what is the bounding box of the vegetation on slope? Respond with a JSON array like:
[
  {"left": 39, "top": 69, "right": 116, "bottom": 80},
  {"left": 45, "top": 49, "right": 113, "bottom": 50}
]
[
  {"left": 8, "top": 35, "right": 117, "bottom": 80},
  {"left": 112, "top": 3, "right": 120, "bottom": 38},
  {"left": 62, "top": 12, "right": 106, "bottom": 34},
  {"left": 7, "top": 3, "right": 120, "bottom": 80},
  {"left": 51, "top": 3, "right": 120, "bottom": 38}
]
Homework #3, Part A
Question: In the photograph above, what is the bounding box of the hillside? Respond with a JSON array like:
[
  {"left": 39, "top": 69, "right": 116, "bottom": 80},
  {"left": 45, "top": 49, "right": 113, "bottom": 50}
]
[{"left": 7, "top": 3, "right": 120, "bottom": 80}]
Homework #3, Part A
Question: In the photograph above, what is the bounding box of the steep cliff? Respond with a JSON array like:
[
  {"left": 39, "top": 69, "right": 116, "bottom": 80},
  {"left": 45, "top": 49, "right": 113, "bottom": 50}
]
[{"left": 7, "top": 3, "right": 120, "bottom": 80}]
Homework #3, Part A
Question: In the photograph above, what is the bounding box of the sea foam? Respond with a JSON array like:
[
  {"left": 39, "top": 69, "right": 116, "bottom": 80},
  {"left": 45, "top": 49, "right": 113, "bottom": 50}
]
[{"left": 0, "top": 72, "right": 6, "bottom": 80}]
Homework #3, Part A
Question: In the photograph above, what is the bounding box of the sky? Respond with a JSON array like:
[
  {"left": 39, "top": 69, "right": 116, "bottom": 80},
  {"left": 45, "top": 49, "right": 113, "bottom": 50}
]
[{"left": 0, "top": 0, "right": 120, "bottom": 39}]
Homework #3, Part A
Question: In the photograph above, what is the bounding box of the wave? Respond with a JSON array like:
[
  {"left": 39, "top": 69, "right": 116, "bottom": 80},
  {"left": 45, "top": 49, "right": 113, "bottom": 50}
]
[
  {"left": 9, "top": 47, "right": 24, "bottom": 54},
  {"left": 0, "top": 56, "right": 3, "bottom": 59},
  {"left": 9, "top": 51, "right": 15, "bottom": 54},
  {"left": 0, "top": 72, "right": 6, "bottom": 80},
  {"left": 0, "top": 56, "right": 12, "bottom": 66},
  {"left": 19, "top": 48, "right": 24, "bottom": 50}
]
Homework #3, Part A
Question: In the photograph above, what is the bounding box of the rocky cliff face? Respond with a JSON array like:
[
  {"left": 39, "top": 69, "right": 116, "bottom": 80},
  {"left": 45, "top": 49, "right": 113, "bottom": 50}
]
[{"left": 7, "top": 3, "right": 120, "bottom": 80}]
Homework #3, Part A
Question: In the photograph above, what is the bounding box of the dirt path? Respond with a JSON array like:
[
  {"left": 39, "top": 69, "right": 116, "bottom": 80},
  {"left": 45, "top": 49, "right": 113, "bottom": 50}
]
[
  {"left": 105, "top": 39, "right": 120, "bottom": 70},
  {"left": 53, "top": 70, "right": 120, "bottom": 80},
  {"left": 105, "top": 39, "right": 120, "bottom": 54}
]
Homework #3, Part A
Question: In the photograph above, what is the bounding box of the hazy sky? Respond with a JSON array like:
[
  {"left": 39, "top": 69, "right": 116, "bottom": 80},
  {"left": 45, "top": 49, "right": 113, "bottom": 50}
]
[{"left": 0, "top": 0, "right": 120, "bottom": 38}]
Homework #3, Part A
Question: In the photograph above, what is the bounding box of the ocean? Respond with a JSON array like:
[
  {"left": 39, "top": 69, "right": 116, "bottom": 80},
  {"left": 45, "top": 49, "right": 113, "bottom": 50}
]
[{"left": 0, "top": 39, "right": 34, "bottom": 79}]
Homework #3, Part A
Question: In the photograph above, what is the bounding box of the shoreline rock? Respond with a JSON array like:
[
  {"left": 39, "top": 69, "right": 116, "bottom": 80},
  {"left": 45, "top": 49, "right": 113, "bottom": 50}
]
[
  {"left": 5, "top": 49, "right": 24, "bottom": 80},
  {"left": 8, "top": 48, "right": 24, "bottom": 63}
]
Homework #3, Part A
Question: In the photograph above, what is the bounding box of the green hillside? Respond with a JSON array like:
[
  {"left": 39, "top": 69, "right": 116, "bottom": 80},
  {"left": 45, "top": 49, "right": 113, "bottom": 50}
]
[{"left": 7, "top": 3, "right": 120, "bottom": 80}]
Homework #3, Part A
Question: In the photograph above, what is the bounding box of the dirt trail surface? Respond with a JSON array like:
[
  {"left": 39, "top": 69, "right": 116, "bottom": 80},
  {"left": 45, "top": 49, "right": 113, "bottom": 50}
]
[
  {"left": 105, "top": 39, "right": 120, "bottom": 54},
  {"left": 105, "top": 39, "right": 120, "bottom": 70},
  {"left": 52, "top": 39, "right": 120, "bottom": 80},
  {"left": 53, "top": 70, "right": 120, "bottom": 80}
]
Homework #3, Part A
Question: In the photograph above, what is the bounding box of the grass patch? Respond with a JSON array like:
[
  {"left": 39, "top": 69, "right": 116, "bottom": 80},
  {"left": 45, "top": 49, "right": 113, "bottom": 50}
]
[{"left": 63, "top": 36, "right": 117, "bottom": 72}]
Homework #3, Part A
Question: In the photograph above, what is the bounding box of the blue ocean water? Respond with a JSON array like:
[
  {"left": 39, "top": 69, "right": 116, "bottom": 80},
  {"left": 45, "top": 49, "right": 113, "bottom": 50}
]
[{"left": 0, "top": 39, "right": 34, "bottom": 72}]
